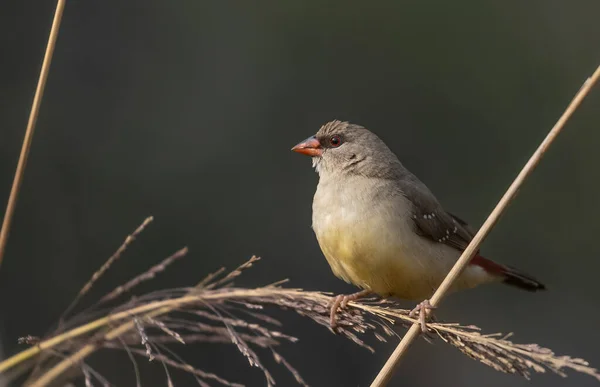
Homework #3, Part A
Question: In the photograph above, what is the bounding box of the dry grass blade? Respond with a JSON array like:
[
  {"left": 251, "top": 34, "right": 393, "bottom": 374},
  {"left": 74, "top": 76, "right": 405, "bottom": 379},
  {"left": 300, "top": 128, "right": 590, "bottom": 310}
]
[
  {"left": 78, "top": 216, "right": 154, "bottom": 296},
  {"left": 196, "top": 267, "right": 227, "bottom": 289},
  {"left": 189, "top": 310, "right": 296, "bottom": 342},
  {"left": 154, "top": 343, "right": 210, "bottom": 387},
  {"left": 271, "top": 348, "right": 309, "bottom": 387},
  {"left": 61, "top": 216, "right": 154, "bottom": 320},
  {"left": 82, "top": 367, "right": 93, "bottom": 387},
  {"left": 148, "top": 342, "right": 174, "bottom": 387},
  {"left": 204, "top": 255, "right": 261, "bottom": 290},
  {"left": 203, "top": 301, "right": 276, "bottom": 386},
  {"left": 106, "top": 345, "right": 244, "bottom": 387},
  {"left": 0, "top": 0, "right": 66, "bottom": 270},
  {"left": 115, "top": 337, "right": 141, "bottom": 387},
  {"left": 144, "top": 317, "right": 185, "bottom": 344},
  {"left": 152, "top": 333, "right": 278, "bottom": 347},
  {"left": 134, "top": 318, "right": 154, "bottom": 361},
  {"left": 98, "top": 246, "right": 187, "bottom": 304}
]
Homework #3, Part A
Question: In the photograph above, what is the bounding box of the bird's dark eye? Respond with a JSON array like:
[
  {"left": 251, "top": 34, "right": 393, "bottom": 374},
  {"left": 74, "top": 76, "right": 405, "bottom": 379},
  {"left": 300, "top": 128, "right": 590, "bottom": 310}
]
[{"left": 329, "top": 135, "right": 342, "bottom": 147}]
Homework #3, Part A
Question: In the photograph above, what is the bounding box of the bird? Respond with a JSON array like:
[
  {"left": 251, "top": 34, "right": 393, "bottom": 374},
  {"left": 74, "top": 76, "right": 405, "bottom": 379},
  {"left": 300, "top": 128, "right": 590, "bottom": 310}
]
[{"left": 291, "top": 120, "right": 545, "bottom": 331}]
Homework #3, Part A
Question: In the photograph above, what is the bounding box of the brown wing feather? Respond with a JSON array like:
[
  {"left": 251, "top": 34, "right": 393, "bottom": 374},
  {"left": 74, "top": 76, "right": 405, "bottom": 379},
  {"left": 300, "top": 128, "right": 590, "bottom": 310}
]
[
  {"left": 411, "top": 208, "right": 473, "bottom": 252},
  {"left": 398, "top": 175, "right": 474, "bottom": 252}
]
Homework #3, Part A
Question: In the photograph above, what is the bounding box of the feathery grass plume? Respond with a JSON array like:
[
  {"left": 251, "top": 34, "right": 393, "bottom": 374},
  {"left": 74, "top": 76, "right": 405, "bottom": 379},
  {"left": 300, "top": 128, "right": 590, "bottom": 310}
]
[{"left": 0, "top": 243, "right": 597, "bottom": 386}]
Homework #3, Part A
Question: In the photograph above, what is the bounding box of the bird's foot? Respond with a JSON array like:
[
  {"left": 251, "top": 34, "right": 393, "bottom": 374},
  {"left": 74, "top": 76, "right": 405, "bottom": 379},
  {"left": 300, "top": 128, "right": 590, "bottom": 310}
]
[
  {"left": 328, "top": 289, "right": 371, "bottom": 329},
  {"left": 409, "top": 299, "right": 436, "bottom": 333}
]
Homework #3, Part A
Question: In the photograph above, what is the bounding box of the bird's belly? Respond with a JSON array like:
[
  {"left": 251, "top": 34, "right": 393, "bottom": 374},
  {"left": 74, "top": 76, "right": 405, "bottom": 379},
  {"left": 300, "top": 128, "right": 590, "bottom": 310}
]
[{"left": 313, "top": 213, "right": 438, "bottom": 300}]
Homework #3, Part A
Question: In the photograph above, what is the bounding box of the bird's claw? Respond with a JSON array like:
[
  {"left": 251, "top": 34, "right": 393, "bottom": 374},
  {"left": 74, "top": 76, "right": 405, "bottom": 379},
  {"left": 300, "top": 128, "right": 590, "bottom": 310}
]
[
  {"left": 409, "top": 299, "right": 436, "bottom": 333},
  {"left": 328, "top": 290, "right": 371, "bottom": 329},
  {"left": 328, "top": 295, "right": 344, "bottom": 328}
]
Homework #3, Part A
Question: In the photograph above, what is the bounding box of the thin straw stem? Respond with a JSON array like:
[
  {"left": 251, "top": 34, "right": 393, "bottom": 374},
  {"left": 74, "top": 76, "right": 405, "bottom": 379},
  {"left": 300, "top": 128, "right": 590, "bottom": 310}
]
[
  {"left": 0, "top": 0, "right": 67, "bottom": 270},
  {"left": 370, "top": 64, "right": 600, "bottom": 387}
]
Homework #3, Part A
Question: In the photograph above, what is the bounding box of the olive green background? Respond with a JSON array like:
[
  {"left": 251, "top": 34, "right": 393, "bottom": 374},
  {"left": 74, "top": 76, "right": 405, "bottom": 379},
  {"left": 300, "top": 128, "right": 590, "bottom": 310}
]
[{"left": 1, "top": 1, "right": 599, "bottom": 386}]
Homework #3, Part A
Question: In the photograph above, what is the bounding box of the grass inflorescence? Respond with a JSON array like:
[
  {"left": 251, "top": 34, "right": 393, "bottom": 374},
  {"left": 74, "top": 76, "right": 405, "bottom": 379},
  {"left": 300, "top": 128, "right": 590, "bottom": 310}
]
[{"left": 0, "top": 218, "right": 598, "bottom": 386}]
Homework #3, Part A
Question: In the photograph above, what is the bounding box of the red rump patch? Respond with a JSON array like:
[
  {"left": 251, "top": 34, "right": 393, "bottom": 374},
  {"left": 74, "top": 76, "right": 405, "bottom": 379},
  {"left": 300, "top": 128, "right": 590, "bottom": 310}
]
[
  {"left": 470, "top": 253, "right": 545, "bottom": 291},
  {"left": 470, "top": 254, "right": 507, "bottom": 276}
]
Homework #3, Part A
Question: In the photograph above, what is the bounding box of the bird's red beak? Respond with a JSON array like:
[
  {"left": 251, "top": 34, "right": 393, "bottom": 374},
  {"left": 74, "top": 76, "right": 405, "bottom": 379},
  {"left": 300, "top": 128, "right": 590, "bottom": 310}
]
[{"left": 291, "top": 135, "right": 322, "bottom": 157}]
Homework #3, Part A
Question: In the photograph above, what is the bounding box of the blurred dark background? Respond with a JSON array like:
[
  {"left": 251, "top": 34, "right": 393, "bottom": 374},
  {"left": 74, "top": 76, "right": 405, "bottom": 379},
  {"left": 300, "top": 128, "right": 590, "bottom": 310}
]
[{"left": 1, "top": 1, "right": 599, "bottom": 386}]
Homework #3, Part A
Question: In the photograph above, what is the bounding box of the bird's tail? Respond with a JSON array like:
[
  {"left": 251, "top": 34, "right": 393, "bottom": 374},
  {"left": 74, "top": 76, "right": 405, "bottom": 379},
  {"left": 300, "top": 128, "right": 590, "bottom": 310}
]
[{"left": 471, "top": 255, "right": 546, "bottom": 292}]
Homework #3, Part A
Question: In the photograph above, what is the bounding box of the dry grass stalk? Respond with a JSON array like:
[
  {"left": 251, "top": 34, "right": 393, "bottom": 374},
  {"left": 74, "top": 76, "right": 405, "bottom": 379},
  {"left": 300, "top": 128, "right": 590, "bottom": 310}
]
[
  {"left": 81, "top": 216, "right": 154, "bottom": 297},
  {"left": 105, "top": 344, "right": 243, "bottom": 387},
  {"left": 98, "top": 245, "right": 186, "bottom": 304},
  {"left": 0, "top": 0, "right": 66, "bottom": 269},
  {"left": 61, "top": 216, "right": 155, "bottom": 322},
  {"left": 370, "top": 64, "right": 600, "bottom": 386},
  {"left": 0, "top": 253, "right": 598, "bottom": 386}
]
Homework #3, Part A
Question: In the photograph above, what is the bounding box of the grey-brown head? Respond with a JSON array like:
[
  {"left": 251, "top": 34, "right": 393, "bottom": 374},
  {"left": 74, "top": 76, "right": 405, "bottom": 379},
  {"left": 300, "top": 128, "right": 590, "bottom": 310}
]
[{"left": 291, "top": 120, "right": 403, "bottom": 178}]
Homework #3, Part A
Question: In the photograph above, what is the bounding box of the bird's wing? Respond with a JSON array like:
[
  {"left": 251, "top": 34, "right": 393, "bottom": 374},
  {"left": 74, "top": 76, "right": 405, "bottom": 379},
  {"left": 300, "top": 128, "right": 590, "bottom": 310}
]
[
  {"left": 398, "top": 177, "right": 474, "bottom": 252},
  {"left": 446, "top": 212, "right": 476, "bottom": 236}
]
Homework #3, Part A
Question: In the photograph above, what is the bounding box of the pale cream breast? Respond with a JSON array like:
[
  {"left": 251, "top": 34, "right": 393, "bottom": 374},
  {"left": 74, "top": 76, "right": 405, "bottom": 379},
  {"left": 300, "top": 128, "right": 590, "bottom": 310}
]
[{"left": 312, "top": 175, "right": 494, "bottom": 300}]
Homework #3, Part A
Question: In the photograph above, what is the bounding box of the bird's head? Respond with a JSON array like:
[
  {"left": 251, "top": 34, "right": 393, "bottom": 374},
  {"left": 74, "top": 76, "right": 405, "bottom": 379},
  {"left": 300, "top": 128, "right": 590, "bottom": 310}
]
[{"left": 291, "top": 120, "right": 400, "bottom": 177}]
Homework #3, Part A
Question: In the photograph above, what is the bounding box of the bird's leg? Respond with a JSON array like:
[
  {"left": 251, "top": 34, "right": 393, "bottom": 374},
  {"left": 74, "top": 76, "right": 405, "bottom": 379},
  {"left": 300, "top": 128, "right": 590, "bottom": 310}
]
[
  {"left": 409, "top": 299, "right": 436, "bottom": 332},
  {"left": 329, "top": 289, "right": 371, "bottom": 328}
]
